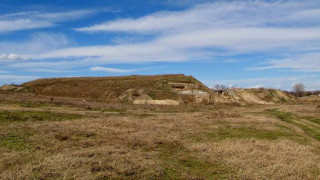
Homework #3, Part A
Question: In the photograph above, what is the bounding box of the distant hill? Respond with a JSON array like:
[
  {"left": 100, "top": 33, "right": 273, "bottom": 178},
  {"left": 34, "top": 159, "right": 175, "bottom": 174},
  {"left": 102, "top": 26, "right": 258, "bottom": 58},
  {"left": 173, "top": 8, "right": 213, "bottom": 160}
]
[
  {"left": 17, "top": 74, "right": 295, "bottom": 105},
  {"left": 22, "top": 74, "right": 213, "bottom": 104}
]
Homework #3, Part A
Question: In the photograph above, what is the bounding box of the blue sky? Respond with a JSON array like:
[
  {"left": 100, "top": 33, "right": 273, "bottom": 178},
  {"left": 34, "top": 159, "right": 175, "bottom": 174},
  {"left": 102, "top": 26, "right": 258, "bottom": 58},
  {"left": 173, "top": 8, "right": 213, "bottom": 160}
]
[{"left": 0, "top": 0, "right": 320, "bottom": 90}]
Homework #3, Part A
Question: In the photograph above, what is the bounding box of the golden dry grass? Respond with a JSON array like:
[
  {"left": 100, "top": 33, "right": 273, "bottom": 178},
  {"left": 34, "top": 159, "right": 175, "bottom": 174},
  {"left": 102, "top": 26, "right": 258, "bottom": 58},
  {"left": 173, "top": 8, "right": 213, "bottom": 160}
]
[
  {"left": 22, "top": 74, "right": 208, "bottom": 101},
  {"left": 0, "top": 95, "right": 319, "bottom": 179}
]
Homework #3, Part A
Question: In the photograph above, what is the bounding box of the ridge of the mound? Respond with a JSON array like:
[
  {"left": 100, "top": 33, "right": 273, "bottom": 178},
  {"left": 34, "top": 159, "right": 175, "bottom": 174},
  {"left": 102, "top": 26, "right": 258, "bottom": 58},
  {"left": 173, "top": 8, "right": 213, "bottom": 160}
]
[{"left": 22, "top": 74, "right": 212, "bottom": 104}]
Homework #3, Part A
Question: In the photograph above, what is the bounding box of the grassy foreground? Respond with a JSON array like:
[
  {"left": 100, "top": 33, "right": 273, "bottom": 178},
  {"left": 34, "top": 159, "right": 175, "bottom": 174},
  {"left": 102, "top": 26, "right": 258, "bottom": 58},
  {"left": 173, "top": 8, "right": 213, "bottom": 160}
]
[{"left": 0, "top": 101, "right": 319, "bottom": 179}]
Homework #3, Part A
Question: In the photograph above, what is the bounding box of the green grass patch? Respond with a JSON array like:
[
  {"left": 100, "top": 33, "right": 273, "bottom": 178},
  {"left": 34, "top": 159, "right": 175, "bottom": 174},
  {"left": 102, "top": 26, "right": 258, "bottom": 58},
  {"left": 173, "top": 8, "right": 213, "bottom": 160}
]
[
  {"left": 0, "top": 134, "right": 29, "bottom": 151},
  {"left": 0, "top": 110, "right": 82, "bottom": 123},
  {"left": 300, "top": 116, "right": 320, "bottom": 126},
  {"left": 265, "top": 109, "right": 295, "bottom": 123},
  {"left": 157, "top": 142, "right": 229, "bottom": 179},
  {"left": 295, "top": 123, "right": 320, "bottom": 141},
  {"left": 191, "top": 126, "right": 295, "bottom": 142},
  {"left": 265, "top": 109, "right": 320, "bottom": 141},
  {"left": 0, "top": 130, "right": 35, "bottom": 151}
]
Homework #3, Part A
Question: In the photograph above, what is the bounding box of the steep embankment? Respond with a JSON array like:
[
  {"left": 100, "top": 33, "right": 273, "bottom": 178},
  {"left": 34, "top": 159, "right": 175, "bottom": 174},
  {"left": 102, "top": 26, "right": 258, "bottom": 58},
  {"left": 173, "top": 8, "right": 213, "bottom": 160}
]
[
  {"left": 22, "top": 74, "right": 212, "bottom": 104},
  {"left": 215, "top": 88, "right": 295, "bottom": 105}
]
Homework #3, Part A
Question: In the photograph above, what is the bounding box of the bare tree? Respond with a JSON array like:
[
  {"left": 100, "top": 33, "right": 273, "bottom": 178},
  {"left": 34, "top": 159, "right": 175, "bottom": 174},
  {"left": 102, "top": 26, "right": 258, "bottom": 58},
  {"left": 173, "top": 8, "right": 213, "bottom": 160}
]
[
  {"left": 212, "top": 84, "right": 228, "bottom": 91},
  {"left": 293, "top": 83, "right": 305, "bottom": 97}
]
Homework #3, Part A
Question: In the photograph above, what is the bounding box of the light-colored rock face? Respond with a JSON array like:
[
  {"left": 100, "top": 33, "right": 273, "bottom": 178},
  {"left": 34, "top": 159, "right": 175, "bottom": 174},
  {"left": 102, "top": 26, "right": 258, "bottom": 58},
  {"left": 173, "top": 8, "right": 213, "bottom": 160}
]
[
  {"left": 133, "top": 99, "right": 180, "bottom": 106},
  {"left": 1, "top": 85, "right": 18, "bottom": 91},
  {"left": 178, "top": 90, "right": 208, "bottom": 96},
  {"left": 239, "top": 91, "right": 272, "bottom": 105},
  {"left": 0, "top": 85, "right": 30, "bottom": 92},
  {"left": 213, "top": 89, "right": 294, "bottom": 105},
  {"left": 169, "top": 82, "right": 212, "bottom": 103}
]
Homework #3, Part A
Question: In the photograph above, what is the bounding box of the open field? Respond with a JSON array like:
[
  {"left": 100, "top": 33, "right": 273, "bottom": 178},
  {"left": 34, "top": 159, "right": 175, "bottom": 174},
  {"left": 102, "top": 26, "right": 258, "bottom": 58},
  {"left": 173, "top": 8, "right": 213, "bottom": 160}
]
[
  {"left": 0, "top": 93, "right": 319, "bottom": 179},
  {"left": 2, "top": 0, "right": 320, "bottom": 179}
]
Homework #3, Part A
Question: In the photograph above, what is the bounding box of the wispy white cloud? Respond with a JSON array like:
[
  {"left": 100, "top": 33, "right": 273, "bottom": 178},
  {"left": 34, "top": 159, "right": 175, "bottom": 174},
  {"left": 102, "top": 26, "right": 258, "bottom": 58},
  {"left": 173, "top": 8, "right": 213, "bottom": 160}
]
[
  {"left": 75, "top": 1, "right": 319, "bottom": 33},
  {"left": 252, "top": 53, "right": 320, "bottom": 72},
  {"left": 30, "top": 27, "right": 320, "bottom": 63},
  {"left": 2, "top": 0, "right": 320, "bottom": 79},
  {"left": 0, "top": 19, "right": 53, "bottom": 33},
  {"left": 0, "top": 75, "right": 39, "bottom": 84},
  {"left": 30, "top": 1, "right": 320, "bottom": 66},
  {"left": 0, "top": 70, "right": 8, "bottom": 74},
  {"left": 90, "top": 66, "right": 142, "bottom": 73},
  {"left": 22, "top": 68, "right": 74, "bottom": 73},
  {"left": 0, "top": 32, "right": 70, "bottom": 57},
  {"left": 0, "top": 53, "right": 25, "bottom": 61},
  {"left": 0, "top": 9, "right": 99, "bottom": 33},
  {"left": 35, "top": 10, "right": 98, "bottom": 20},
  {"left": 90, "top": 66, "right": 158, "bottom": 73}
]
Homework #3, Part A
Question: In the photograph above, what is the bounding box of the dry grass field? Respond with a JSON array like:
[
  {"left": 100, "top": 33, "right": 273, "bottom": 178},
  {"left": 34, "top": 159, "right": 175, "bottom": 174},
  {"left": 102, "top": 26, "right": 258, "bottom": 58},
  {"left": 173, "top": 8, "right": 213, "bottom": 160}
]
[{"left": 0, "top": 92, "right": 319, "bottom": 180}]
